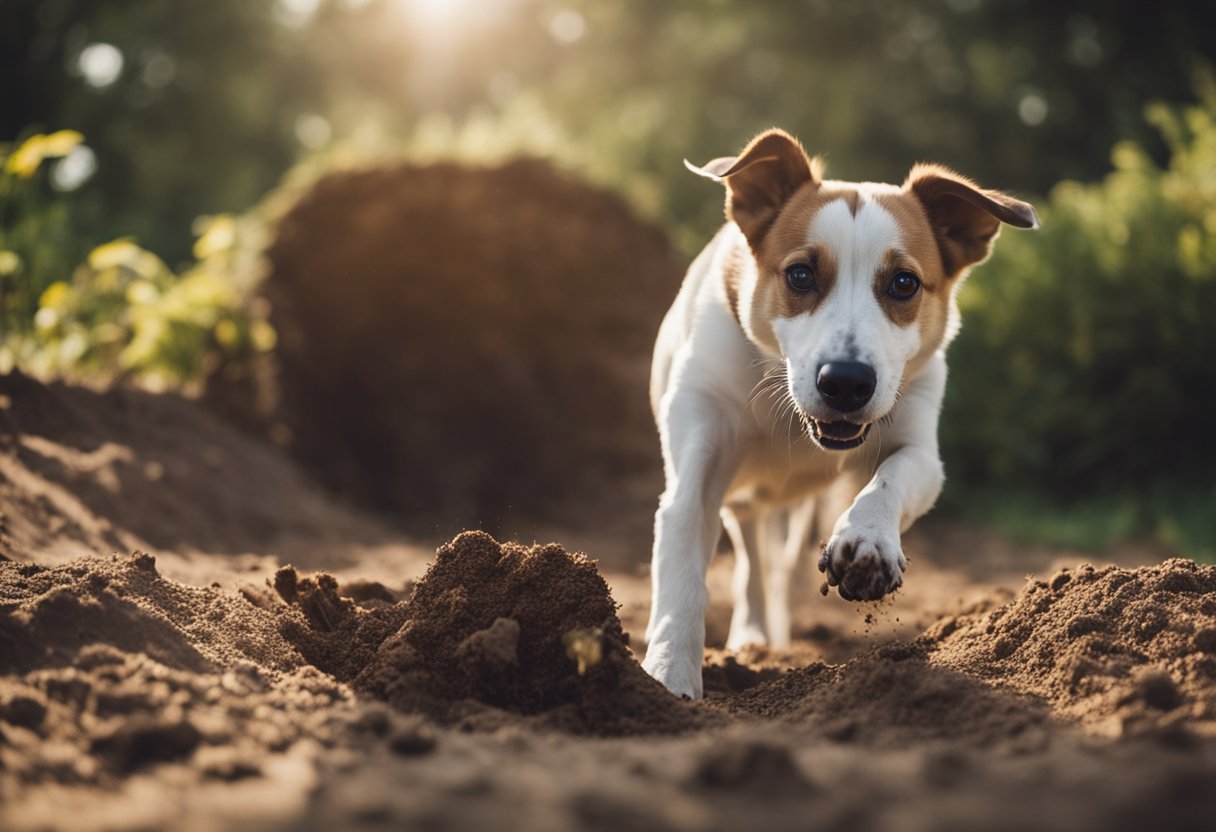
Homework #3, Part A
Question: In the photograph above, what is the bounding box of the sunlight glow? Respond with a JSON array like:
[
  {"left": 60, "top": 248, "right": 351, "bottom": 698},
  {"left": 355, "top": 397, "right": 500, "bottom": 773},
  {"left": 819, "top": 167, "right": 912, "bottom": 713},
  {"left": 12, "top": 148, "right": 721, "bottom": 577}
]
[{"left": 397, "top": 0, "right": 475, "bottom": 33}]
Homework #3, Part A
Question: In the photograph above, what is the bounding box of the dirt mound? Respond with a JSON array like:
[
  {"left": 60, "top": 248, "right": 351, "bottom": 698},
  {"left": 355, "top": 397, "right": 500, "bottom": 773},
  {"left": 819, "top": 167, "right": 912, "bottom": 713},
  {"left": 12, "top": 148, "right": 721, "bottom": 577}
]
[
  {"left": 0, "top": 370, "right": 397, "bottom": 575},
  {"left": 925, "top": 559, "right": 1216, "bottom": 738},
  {"left": 260, "top": 159, "right": 682, "bottom": 536},
  {"left": 274, "top": 531, "right": 703, "bottom": 735},
  {"left": 0, "top": 553, "right": 300, "bottom": 676},
  {"left": 725, "top": 643, "right": 1051, "bottom": 749},
  {"left": 0, "top": 554, "right": 353, "bottom": 797}
]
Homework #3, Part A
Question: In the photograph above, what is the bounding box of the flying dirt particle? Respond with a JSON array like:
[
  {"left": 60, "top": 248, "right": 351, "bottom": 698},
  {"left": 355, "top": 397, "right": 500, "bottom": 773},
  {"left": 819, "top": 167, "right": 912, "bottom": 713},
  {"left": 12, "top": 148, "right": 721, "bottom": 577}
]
[
  {"left": 563, "top": 628, "right": 603, "bottom": 675},
  {"left": 864, "top": 613, "right": 875, "bottom": 626},
  {"left": 819, "top": 581, "right": 829, "bottom": 597}
]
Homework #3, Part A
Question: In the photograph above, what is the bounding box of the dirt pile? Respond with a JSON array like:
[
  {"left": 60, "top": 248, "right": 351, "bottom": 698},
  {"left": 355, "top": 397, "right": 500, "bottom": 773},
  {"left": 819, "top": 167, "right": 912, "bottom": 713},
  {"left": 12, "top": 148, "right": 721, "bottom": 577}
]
[
  {"left": 0, "top": 554, "right": 351, "bottom": 794},
  {"left": 925, "top": 559, "right": 1216, "bottom": 738},
  {"left": 260, "top": 159, "right": 683, "bottom": 536},
  {"left": 717, "top": 559, "right": 1216, "bottom": 748},
  {"left": 352, "top": 531, "right": 702, "bottom": 734},
  {"left": 0, "top": 370, "right": 389, "bottom": 571},
  {"left": 0, "top": 553, "right": 300, "bottom": 676},
  {"left": 724, "top": 642, "right": 1051, "bottom": 749},
  {"left": 0, "top": 529, "right": 700, "bottom": 789}
]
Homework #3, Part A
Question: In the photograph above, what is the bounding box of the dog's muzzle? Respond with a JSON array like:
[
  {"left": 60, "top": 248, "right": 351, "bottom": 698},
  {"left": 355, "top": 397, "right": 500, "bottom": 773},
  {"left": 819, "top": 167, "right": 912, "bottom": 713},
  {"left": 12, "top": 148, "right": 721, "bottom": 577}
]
[{"left": 809, "top": 418, "right": 871, "bottom": 451}]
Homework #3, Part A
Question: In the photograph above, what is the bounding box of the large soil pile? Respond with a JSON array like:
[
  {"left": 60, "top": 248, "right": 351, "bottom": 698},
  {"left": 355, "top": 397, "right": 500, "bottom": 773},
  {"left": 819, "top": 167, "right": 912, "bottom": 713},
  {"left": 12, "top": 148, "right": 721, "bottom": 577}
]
[
  {"left": 927, "top": 560, "right": 1216, "bottom": 738},
  {"left": 261, "top": 159, "right": 682, "bottom": 535}
]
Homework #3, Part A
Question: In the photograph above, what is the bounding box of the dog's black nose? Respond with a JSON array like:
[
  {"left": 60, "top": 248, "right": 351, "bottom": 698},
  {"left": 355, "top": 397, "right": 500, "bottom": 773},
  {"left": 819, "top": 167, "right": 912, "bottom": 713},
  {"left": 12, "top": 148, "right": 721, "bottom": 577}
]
[{"left": 816, "top": 362, "right": 876, "bottom": 413}]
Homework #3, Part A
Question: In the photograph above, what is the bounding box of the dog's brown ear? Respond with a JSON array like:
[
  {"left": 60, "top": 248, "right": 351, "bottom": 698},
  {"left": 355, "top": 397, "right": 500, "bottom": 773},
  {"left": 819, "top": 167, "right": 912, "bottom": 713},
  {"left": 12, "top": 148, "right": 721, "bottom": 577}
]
[
  {"left": 906, "top": 164, "right": 1039, "bottom": 276},
  {"left": 685, "top": 129, "right": 819, "bottom": 248}
]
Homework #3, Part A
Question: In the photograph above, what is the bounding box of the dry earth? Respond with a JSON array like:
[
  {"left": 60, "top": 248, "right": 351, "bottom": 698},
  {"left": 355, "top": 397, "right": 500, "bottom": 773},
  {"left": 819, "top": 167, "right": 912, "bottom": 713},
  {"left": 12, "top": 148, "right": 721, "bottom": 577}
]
[{"left": 2, "top": 371, "right": 1215, "bottom": 832}]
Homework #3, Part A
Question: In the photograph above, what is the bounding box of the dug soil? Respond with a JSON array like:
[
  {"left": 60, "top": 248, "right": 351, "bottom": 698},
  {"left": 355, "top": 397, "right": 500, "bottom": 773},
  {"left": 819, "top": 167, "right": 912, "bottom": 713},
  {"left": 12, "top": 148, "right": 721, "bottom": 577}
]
[{"left": 3, "top": 372, "right": 1215, "bottom": 832}]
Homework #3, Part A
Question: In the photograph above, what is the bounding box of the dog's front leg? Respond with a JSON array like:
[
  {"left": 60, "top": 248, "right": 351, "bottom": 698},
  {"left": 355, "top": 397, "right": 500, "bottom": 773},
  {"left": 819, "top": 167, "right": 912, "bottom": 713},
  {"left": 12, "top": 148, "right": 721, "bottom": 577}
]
[
  {"left": 818, "top": 446, "right": 943, "bottom": 600},
  {"left": 643, "top": 392, "right": 740, "bottom": 699},
  {"left": 819, "top": 360, "right": 947, "bottom": 602}
]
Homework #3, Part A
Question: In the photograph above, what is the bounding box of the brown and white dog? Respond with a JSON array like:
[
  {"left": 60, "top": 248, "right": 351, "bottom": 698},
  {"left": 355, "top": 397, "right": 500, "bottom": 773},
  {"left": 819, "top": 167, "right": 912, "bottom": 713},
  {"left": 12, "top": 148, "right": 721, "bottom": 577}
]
[{"left": 642, "top": 129, "right": 1037, "bottom": 697}]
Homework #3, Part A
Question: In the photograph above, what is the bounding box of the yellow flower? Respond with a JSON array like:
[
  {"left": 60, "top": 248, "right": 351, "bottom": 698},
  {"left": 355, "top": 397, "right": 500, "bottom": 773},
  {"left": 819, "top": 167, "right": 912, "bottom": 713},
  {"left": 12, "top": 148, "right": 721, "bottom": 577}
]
[
  {"left": 0, "top": 250, "right": 21, "bottom": 277},
  {"left": 250, "top": 318, "right": 277, "bottom": 352},
  {"left": 5, "top": 134, "right": 46, "bottom": 179},
  {"left": 88, "top": 239, "right": 147, "bottom": 272},
  {"left": 41, "top": 130, "right": 84, "bottom": 157},
  {"left": 193, "top": 216, "right": 237, "bottom": 260}
]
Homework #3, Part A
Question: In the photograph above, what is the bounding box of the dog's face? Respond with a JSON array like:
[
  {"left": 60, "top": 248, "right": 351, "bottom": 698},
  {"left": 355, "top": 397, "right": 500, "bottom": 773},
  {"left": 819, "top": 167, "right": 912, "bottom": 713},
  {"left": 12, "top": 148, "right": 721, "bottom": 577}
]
[{"left": 688, "top": 130, "right": 1037, "bottom": 451}]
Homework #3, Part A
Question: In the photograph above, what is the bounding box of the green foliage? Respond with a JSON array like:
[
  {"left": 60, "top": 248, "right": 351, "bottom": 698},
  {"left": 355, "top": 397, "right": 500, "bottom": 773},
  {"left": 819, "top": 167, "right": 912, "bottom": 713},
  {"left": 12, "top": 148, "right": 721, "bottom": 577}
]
[
  {"left": 941, "top": 82, "right": 1216, "bottom": 553},
  {"left": 1, "top": 216, "right": 274, "bottom": 389},
  {"left": 0, "top": 131, "right": 88, "bottom": 336},
  {"left": 5, "top": 0, "right": 1216, "bottom": 263}
]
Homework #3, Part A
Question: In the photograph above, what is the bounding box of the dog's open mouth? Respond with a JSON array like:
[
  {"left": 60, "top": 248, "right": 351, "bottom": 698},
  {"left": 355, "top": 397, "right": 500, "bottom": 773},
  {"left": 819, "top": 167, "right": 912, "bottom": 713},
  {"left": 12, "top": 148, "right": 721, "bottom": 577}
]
[{"left": 810, "top": 419, "right": 871, "bottom": 451}]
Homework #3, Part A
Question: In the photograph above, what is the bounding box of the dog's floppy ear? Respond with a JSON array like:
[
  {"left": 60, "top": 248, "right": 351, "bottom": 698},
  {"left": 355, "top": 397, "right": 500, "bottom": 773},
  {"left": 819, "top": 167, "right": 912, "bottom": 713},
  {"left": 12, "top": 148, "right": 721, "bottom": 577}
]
[
  {"left": 685, "top": 129, "right": 819, "bottom": 248},
  {"left": 906, "top": 164, "right": 1039, "bottom": 276}
]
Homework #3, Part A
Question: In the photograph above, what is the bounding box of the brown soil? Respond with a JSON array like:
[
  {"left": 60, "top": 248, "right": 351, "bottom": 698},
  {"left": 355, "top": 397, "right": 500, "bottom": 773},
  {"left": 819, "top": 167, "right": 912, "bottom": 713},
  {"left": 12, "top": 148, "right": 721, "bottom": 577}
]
[
  {"left": 255, "top": 159, "right": 681, "bottom": 544},
  {"left": 4, "top": 373, "right": 1216, "bottom": 831}
]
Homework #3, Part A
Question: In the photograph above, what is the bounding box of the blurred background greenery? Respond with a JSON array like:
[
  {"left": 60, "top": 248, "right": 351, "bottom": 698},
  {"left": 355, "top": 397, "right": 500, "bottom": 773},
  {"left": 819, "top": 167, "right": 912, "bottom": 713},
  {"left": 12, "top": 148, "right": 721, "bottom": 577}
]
[{"left": 1, "top": 0, "right": 1214, "bottom": 555}]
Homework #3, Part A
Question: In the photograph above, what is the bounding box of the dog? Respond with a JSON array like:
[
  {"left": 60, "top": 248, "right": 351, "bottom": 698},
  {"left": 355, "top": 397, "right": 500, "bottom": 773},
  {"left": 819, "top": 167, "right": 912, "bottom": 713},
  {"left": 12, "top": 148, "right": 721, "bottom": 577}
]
[{"left": 642, "top": 129, "right": 1037, "bottom": 698}]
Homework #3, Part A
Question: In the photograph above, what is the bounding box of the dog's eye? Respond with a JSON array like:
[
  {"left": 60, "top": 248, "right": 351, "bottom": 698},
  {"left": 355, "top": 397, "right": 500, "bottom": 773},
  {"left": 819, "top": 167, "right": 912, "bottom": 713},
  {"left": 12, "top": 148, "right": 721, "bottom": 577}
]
[
  {"left": 887, "top": 271, "right": 921, "bottom": 300},
  {"left": 785, "top": 264, "right": 815, "bottom": 293}
]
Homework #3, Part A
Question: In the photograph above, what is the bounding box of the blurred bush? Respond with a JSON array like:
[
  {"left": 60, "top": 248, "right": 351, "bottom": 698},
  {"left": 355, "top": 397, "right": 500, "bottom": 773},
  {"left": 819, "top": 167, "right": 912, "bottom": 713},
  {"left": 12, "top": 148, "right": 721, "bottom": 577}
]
[
  {"left": 0, "top": 130, "right": 87, "bottom": 339},
  {"left": 0, "top": 141, "right": 274, "bottom": 389},
  {"left": 942, "top": 81, "right": 1216, "bottom": 555}
]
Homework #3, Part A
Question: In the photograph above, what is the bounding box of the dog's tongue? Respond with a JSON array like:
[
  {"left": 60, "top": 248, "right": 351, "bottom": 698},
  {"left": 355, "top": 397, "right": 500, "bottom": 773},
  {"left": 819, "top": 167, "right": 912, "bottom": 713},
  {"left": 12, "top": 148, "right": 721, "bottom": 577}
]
[{"left": 817, "top": 420, "right": 866, "bottom": 440}]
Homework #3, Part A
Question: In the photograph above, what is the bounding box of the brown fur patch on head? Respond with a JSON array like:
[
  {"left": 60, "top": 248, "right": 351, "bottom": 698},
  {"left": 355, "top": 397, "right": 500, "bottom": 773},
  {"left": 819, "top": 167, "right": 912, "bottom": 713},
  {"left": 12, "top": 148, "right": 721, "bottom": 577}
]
[
  {"left": 874, "top": 191, "right": 954, "bottom": 371},
  {"left": 687, "top": 129, "right": 822, "bottom": 251},
  {"left": 741, "top": 184, "right": 863, "bottom": 350},
  {"left": 905, "top": 164, "right": 1038, "bottom": 276}
]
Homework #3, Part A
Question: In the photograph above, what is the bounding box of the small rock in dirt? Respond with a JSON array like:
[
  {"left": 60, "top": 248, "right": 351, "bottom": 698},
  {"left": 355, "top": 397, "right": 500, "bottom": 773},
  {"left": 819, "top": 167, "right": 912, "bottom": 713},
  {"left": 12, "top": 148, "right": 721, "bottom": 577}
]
[
  {"left": 0, "top": 692, "right": 47, "bottom": 729},
  {"left": 1193, "top": 627, "right": 1216, "bottom": 654},
  {"left": 458, "top": 617, "right": 520, "bottom": 671},
  {"left": 388, "top": 720, "right": 438, "bottom": 756},
  {"left": 1048, "top": 569, "right": 1071, "bottom": 591},
  {"left": 130, "top": 552, "right": 158, "bottom": 573},
  {"left": 338, "top": 579, "right": 398, "bottom": 605},
  {"left": 91, "top": 718, "right": 202, "bottom": 772},
  {"left": 1135, "top": 669, "right": 1183, "bottom": 712},
  {"left": 691, "top": 740, "right": 812, "bottom": 795}
]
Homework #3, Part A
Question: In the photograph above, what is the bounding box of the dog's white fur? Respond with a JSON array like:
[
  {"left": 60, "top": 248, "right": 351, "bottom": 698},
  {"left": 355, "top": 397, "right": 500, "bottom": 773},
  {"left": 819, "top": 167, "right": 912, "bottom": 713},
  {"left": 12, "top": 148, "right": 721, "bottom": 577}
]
[{"left": 642, "top": 130, "right": 1036, "bottom": 697}]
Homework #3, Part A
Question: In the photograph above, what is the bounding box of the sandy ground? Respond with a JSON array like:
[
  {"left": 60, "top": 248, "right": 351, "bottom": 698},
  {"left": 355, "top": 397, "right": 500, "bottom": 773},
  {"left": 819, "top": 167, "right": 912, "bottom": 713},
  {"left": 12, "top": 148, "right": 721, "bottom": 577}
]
[{"left": 3, "top": 371, "right": 1215, "bottom": 832}]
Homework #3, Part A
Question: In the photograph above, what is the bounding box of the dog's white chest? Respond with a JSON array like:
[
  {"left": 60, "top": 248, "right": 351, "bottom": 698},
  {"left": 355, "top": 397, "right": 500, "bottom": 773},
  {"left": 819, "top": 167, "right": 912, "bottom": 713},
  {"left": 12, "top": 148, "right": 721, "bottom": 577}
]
[{"left": 725, "top": 412, "right": 857, "bottom": 508}]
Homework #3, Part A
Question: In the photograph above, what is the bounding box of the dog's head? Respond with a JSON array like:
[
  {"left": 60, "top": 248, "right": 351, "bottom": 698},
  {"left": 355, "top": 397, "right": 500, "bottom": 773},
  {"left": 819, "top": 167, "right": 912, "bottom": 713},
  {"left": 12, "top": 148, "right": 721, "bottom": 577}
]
[{"left": 688, "top": 129, "right": 1038, "bottom": 451}]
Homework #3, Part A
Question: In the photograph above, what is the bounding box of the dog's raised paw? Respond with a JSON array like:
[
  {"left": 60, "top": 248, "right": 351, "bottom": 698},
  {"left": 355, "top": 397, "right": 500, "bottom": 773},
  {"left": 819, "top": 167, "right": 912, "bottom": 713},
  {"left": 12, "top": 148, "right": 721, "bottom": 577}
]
[{"left": 818, "top": 528, "right": 905, "bottom": 602}]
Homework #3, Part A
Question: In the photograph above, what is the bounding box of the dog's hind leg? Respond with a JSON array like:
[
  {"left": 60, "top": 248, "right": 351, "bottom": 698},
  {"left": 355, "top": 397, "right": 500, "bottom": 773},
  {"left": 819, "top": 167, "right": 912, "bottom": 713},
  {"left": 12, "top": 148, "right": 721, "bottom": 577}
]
[
  {"left": 723, "top": 505, "right": 767, "bottom": 649},
  {"left": 762, "top": 500, "right": 813, "bottom": 649}
]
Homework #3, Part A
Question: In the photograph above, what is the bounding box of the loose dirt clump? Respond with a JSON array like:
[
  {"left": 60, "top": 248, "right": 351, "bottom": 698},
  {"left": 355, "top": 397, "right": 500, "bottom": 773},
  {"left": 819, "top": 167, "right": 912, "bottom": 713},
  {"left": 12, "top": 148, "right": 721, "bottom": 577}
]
[
  {"left": 354, "top": 531, "right": 704, "bottom": 735},
  {"left": 926, "top": 559, "right": 1216, "bottom": 737},
  {"left": 270, "top": 567, "right": 409, "bottom": 683}
]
